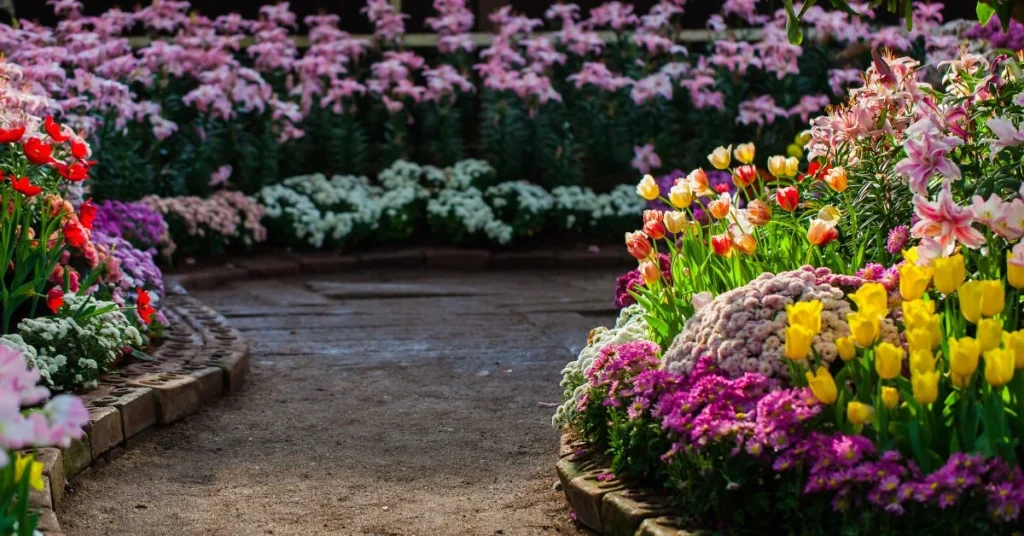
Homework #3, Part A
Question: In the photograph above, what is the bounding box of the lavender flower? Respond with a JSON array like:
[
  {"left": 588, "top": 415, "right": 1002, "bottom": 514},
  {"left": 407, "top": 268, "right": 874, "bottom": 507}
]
[{"left": 887, "top": 225, "right": 910, "bottom": 254}]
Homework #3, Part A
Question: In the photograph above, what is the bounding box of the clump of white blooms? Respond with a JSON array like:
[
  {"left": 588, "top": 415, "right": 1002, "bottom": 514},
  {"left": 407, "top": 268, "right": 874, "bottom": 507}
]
[
  {"left": 553, "top": 305, "right": 649, "bottom": 429},
  {"left": 259, "top": 183, "right": 328, "bottom": 247},
  {"left": 594, "top": 184, "right": 647, "bottom": 221},
  {"left": 551, "top": 185, "right": 600, "bottom": 232},
  {"left": 485, "top": 181, "right": 553, "bottom": 238},
  {"left": 664, "top": 268, "right": 900, "bottom": 379},
  {"left": 427, "top": 186, "right": 514, "bottom": 245},
  {"left": 448, "top": 159, "right": 496, "bottom": 189},
  {"left": 4, "top": 294, "right": 143, "bottom": 392}
]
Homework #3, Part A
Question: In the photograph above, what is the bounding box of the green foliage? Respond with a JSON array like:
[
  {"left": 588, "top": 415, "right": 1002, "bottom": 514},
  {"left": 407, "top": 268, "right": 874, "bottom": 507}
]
[
  {"left": 420, "top": 103, "right": 465, "bottom": 167},
  {"left": 480, "top": 92, "right": 531, "bottom": 183}
]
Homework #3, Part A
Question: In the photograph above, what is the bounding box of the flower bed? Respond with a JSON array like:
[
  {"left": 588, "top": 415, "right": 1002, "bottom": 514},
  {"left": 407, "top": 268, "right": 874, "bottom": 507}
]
[{"left": 554, "top": 49, "right": 1024, "bottom": 534}]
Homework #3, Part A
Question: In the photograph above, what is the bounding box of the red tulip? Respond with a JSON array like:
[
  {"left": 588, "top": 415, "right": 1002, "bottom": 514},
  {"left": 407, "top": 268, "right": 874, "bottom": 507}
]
[
  {"left": 54, "top": 162, "right": 89, "bottom": 182},
  {"left": 23, "top": 138, "right": 54, "bottom": 166},
  {"left": 79, "top": 199, "right": 97, "bottom": 230},
  {"left": 776, "top": 187, "right": 800, "bottom": 212},
  {"left": 799, "top": 160, "right": 831, "bottom": 182},
  {"left": 625, "top": 231, "right": 653, "bottom": 261},
  {"left": 44, "top": 116, "right": 70, "bottom": 143},
  {"left": 62, "top": 219, "right": 88, "bottom": 248},
  {"left": 0, "top": 125, "right": 25, "bottom": 144},
  {"left": 711, "top": 233, "right": 734, "bottom": 257},
  {"left": 732, "top": 165, "right": 758, "bottom": 188},
  {"left": 643, "top": 210, "right": 666, "bottom": 240},
  {"left": 807, "top": 218, "right": 840, "bottom": 246},
  {"left": 8, "top": 174, "right": 42, "bottom": 197},
  {"left": 46, "top": 287, "right": 64, "bottom": 314}
]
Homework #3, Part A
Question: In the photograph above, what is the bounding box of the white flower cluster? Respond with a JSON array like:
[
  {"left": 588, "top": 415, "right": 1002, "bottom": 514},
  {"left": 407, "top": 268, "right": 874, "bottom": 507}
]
[
  {"left": 552, "top": 305, "right": 649, "bottom": 429},
  {"left": 427, "top": 187, "right": 514, "bottom": 245},
  {"left": 4, "top": 294, "right": 143, "bottom": 392},
  {"left": 486, "top": 181, "right": 553, "bottom": 213},
  {"left": 551, "top": 185, "right": 600, "bottom": 231},
  {"left": 258, "top": 173, "right": 384, "bottom": 248}
]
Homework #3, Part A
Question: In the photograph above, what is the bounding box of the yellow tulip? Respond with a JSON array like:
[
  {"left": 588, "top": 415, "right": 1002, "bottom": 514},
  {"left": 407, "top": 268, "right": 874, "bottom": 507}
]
[
  {"left": 951, "top": 372, "right": 971, "bottom": 389},
  {"left": 786, "top": 143, "right": 803, "bottom": 159},
  {"left": 898, "top": 262, "right": 933, "bottom": 301},
  {"left": 785, "top": 325, "right": 815, "bottom": 361},
  {"left": 795, "top": 130, "right": 812, "bottom": 147},
  {"left": 836, "top": 336, "right": 857, "bottom": 361},
  {"left": 734, "top": 143, "right": 755, "bottom": 165},
  {"left": 824, "top": 167, "right": 848, "bottom": 193},
  {"left": 636, "top": 174, "right": 659, "bottom": 201},
  {"left": 911, "top": 370, "right": 940, "bottom": 405},
  {"left": 932, "top": 254, "right": 965, "bottom": 295},
  {"left": 901, "top": 299, "right": 935, "bottom": 329},
  {"left": 1009, "top": 252, "right": 1024, "bottom": 290},
  {"left": 978, "top": 318, "right": 1004, "bottom": 352},
  {"left": 903, "top": 247, "right": 920, "bottom": 265},
  {"left": 906, "top": 328, "right": 932, "bottom": 354},
  {"left": 1005, "top": 330, "right": 1024, "bottom": 368},
  {"left": 784, "top": 157, "right": 800, "bottom": 178},
  {"left": 806, "top": 367, "right": 838, "bottom": 405},
  {"left": 787, "top": 300, "right": 823, "bottom": 334},
  {"left": 847, "top": 401, "right": 874, "bottom": 426},
  {"left": 849, "top": 283, "right": 888, "bottom": 314},
  {"left": 847, "top": 311, "right": 880, "bottom": 347},
  {"left": 663, "top": 211, "right": 687, "bottom": 234},
  {"left": 928, "top": 314, "right": 943, "bottom": 350},
  {"left": 881, "top": 386, "right": 900, "bottom": 409},
  {"left": 668, "top": 183, "right": 692, "bottom": 209},
  {"left": 767, "top": 155, "right": 787, "bottom": 177},
  {"left": 980, "top": 280, "right": 1006, "bottom": 317},
  {"left": 708, "top": 146, "right": 732, "bottom": 170},
  {"left": 817, "top": 205, "right": 841, "bottom": 222},
  {"left": 949, "top": 337, "right": 981, "bottom": 377},
  {"left": 984, "top": 348, "right": 1015, "bottom": 388},
  {"left": 959, "top": 280, "right": 983, "bottom": 324},
  {"left": 14, "top": 454, "right": 44, "bottom": 492},
  {"left": 874, "top": 342, "right": 904, "bottom": 380},
  {"left": 910, "top": 348, "right": 936, "bottom": 375}
]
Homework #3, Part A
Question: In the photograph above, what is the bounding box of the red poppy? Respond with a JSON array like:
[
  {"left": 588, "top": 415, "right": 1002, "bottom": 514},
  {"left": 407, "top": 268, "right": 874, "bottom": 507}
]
[
  {"left": 23, "top": 138, "right": 54, "bottom": 166},
  {"left": 71, "top": 139, "right": 89, "bottom": 160},
  {"left": 62, "top": 220, "right": 88, "bottom": 248},
  {"left": 776, "top": 187, "right": 800, "bottom": 213},
  {"left": 0, "top": 126, "right": 25, "bottom": 144},
  {"left": 137, "top": 288, "right": 156, "bottom": 325},
  {"left": 54, "top": 162, "right": 89, "bottom": 182},
  {"left": 44, "top": 116, "right": 70, "bottom": 143},
  {"left": 8, "top": 174, "right": 42, "bottom": 197},
  {"left": 79, "top": 199, "right": 96, "bottom": 229},
  {"left": 46, "top": 286, "right": 64, "bottom": 314}
]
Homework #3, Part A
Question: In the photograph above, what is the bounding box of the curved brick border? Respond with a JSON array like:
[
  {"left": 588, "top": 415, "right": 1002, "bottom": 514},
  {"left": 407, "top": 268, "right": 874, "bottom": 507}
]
[
  {"left": 172, "top": 247, "right": 633, "bottom": 290},
  {"left": 27, "top": 285, "right": 250, "bottom": 536},
  {"left": 556, "top": 432, "right": 706, "bottom": 536}
]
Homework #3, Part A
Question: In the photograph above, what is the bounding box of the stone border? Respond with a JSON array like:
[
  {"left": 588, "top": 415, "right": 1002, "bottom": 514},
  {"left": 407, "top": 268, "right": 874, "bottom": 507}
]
[
  {"left": 171, "top": 248, "right": 634, "bottom": 290},
  {"left": 28, "top": 285, "right": 250, "bottom": 536},
  {"left": 556, "top": 432, "right": 706, "bottom": 536}
]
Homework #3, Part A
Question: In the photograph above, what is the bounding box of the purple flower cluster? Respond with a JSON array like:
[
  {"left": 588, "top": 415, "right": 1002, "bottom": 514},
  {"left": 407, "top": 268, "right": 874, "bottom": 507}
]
[
  {"left": 92, "top": 233, "right": 165, "bottom": 298},
  {"left": 92, "top": 200, "right": 175, "bottom": 256},
  {"left": 855, "top": 262, "right": 901, "bottom": 293},
  {"left": 613, "top": 253, "right": 672, "bottom": 308},
  {"left": 964, "top": 18, "right": 1024, "bottom": 52},
  {"left": 583, "top": 342, "right": 1024, "bottom": 525}
]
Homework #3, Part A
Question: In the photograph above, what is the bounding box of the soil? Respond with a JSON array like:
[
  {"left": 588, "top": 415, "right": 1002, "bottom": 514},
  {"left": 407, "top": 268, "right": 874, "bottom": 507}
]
[{"left": 57, "top": 268, "right": 620, "bottom": 536}]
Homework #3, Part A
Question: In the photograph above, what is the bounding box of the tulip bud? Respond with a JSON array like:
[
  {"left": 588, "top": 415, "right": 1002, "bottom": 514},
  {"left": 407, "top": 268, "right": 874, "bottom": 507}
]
[
  {"left": 669, "top": 183, "right": 692, "bottom": 208},
  {"left": 980, "top": 280, "right": 1005, "bottom": 317},
  {"left": 905, "top": 328, "right": 933, "bottom": 354},
  {"left": 786, "top": 143, "right": 803, "bottom": 159},
  {"left": 933, "top": 254, "right": 966, "bottom": 295},
  {"left": 735, "top": 233, "right": 757, "bottom": 255},
  {"left": 881, "top": 386, "right": 899, "bottom": 409},
  {"left": 949, "top": 337, "right": 981, "bottom": 377},
  {"left": 978, "top": 318, "right": 1003, "bottom": 352},
  {"left": 664, "top": 211, "right": 687, "bottom": 234},
  {"left": 711, "top": 233, "right": 733, "bottom": 257},
  {"left": 687, "top": 168, "right": 712, "bottom": 195},
  {"left": 775, "top": 187, "right": 800, "bottom": 212},
  {"left": 625, "top": 231, "right": 653, "bottom": 261},
  {"left": 846, "top": 401, "right": 874, "bottom": 426},
  {"left": 807, "top": 218, "right": 838, "bottom": 247},
  {"left": 836, "top": 336, "right": 857, "bottom": 361},
  {"left": 784, "top": 157, "right": 800, "bottom": 178},
  {"left": 640, "top": 260, "right": 660, "bottom": 286},
  {"left": 767, "top": 155, "right": 787, "bottom": 177},
  {"left": 824, "top": 167, "right": 848, "bottom": 192},
  {"left": 733, "top": 142, "right": 755, "bottom": 165},
  {"left": 708, "top": 146, "right": 732, "bottom": 170},
  {"left": 643, "top": 210, "right": 667, "bottom": 240},
  {"left": 708, "top": 195, "right": 731, "bottom": 220},
  {"left": 784, "top": 324, "right": 815, "bottom": 361},
  {"left": 850, "top": 283, "right": 888, "bottom": 315},
  {"left": 636, "top": 174, "right": 659, "bottom": 201},
  {"left": 984, "top": 347, "right": 1015, "bottom": 388},
  {"left": 874, "top": 342, "right": 904, "bottom": 380},
  {"left": 817, "top": 205, "right": 841, "bottom": 222},
  {"left": 959, "top": 280, "right": 1003, "bottom": 323},
  {"left": 898, "top": 261, "right": 933, "bottom": 301},
  {"left": 787, "top": 300, "right": 823, "bottom": 334},
  {"left": 909, "top": 348, "right": 936, "bottom": 374},
  {"left": 745, "top": 199, "right": 772, "bottom": 226},
  {"left": 847, "top": 311, "right": 880, "bottom": 347},
  {"left": 1009, "top": 247, "right": 1024, "bottom": 289},
  {"left": 805, "top": 367, "right": 838, "bottom": 404},
  {"left": 911, "top": 370, "right": 940, "bottom": 405},
  {"left": 732, "top": 165, "right": 758, "bottom": 189}
]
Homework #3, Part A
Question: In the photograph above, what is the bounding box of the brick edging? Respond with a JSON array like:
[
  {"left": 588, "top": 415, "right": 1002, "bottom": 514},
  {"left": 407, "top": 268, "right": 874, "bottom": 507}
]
[
  {"left": 556, "top": 432, "right": 704, "bottom": 536},
  {"left": 170, "top": 248, "right": 634, "bottom": 290},
  {"left": 28, "top": 286, "right": 251, "bottom": 535}
]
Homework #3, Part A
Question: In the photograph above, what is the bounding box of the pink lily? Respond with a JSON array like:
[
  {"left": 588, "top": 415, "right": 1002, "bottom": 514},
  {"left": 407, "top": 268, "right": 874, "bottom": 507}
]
[
  {"left": 894, "top": 133, "right": 962, "bottom": 196},
  {"left": 911, "top": 183, "right": 985, "bottom": 254},
  {"left": 985, "top": 116, "right": 1024, "bottom": 156}
]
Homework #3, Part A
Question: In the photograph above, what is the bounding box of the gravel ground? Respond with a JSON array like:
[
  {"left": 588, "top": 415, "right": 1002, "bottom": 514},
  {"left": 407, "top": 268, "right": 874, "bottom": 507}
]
[{"left": 58, "top": 269, "right": 619, "bottom": 536}]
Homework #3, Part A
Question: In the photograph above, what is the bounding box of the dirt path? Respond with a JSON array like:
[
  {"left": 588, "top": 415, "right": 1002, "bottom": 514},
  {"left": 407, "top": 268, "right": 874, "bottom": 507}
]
[{"left": 58, "top": 269, "right": 619, "bottom": 536}]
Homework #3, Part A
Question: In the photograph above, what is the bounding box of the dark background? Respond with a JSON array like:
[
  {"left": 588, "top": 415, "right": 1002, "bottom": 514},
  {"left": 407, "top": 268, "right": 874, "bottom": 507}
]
[{"left": 11, "top": 1, "right": 977, "bottom": 33}]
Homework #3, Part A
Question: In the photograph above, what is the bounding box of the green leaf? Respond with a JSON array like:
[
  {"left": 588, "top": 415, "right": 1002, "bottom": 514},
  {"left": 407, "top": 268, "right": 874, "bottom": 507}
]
[
  {"left": 977, "top": 1, "right": 997, "bottom": 25},
  {"left": 131, "top": 349, "right": 154, "bottom": 362}
]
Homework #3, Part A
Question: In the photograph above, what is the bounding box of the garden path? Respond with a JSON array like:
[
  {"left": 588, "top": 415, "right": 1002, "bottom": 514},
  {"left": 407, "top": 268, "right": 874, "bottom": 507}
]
[{"left": 58, "top": 268, "right": 620, "bottom": 535}]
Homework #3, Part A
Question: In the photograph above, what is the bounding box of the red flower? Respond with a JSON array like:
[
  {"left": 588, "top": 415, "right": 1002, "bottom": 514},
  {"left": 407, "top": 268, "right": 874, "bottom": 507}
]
[
  {"left": 62, "top": 219, "right": 89, "bottom": 248},
  {"left": 23, "top": 138, "right": 54, "bottom": 166},
  {"left": 44, "top": 116, "right": 70, "bottom": 143},
  {"left": 71, "top": 139, "right": 89, "bottom": 160},
  {"left": 732, "top": 165, "right": 758, "bottom": 189},
  {"left": 54, "top": 162, "right": 89, "bottom": 182},
  {"left": 776, "top": 187, "right": 800, "bottom": 212},
  {"left": 625, "top": 230, "right": 653, "bottom": 261},
  {"left": 0, "top": 126, "right": 25, "bottom": 144},
  {"left": 714, "top": 183, "right": 731, "bottom": 194},
  {"left": 79, "top": 199, "right": 97, "bottom": 229},
  {"left": 137, "top": 288, "right": 156, "bottom": 325},
  {"left": 711, "top": 233, "right": 734, "bottom": 257},
  {"left": 642, "top": 210, "right": 666, "bottom": 240},
  {"left": 799, "top": 161, "right": 831, "bottom": 182},
  {"left": 8, "top": 174, "right": 42, "bottom": 197},
  {"left": 46, "top": 286, "right": 64, "bottom": 314}
]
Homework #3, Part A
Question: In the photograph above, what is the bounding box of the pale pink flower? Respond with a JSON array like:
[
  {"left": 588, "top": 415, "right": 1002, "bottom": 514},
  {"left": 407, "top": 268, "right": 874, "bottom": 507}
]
[
  {"left": 911, "top": 183, "right": 985, "bottom": 254},
  {"left": 691, "top": 291, "right": 713, "bottom": 313},
  {"left": 985, "top": 117, "right": 1024, "bottom": 156},
  {"left": 631, "top": 144, "right": 662, "bottom": 174},
  {"left": 893, "top": 132, "right": 962, "bottom": 196},
  {"left": 209, "top": 165, "right": 232, "bottom": 188},
  {"left": 993, "top": 199, "right": 1024, "bottom": 241},
  {"left": 972, "top": 193, "right": 1005, "bottom": 227}
]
